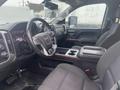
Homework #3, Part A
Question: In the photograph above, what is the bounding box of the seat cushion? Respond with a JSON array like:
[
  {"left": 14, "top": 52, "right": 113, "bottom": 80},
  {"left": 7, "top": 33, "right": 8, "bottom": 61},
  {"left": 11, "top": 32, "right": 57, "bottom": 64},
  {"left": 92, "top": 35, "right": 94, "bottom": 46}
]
[{"left": 38, "top": 64, "right": 99, "bottom": 90}]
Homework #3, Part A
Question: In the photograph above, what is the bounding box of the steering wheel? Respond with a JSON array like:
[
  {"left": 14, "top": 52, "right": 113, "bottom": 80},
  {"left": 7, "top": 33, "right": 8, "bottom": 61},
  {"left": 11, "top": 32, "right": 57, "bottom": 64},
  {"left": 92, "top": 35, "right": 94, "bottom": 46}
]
[{"left": 26, "top": 17, "right": 57, "bottom": 56}]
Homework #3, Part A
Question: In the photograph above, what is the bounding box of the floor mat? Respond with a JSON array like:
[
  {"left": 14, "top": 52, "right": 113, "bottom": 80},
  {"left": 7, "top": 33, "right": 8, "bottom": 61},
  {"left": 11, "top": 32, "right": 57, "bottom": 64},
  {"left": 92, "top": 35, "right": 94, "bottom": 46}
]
[{"left": 0, "top": 71, "right": 46, "bottom": 90}]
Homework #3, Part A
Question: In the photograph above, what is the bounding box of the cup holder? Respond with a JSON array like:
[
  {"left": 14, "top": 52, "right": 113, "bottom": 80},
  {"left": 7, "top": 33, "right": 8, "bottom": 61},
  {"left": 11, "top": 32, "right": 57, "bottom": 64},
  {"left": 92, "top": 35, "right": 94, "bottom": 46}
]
[
  {"left": 68, "top": 50, "right": 77, "bottom": 55},
  {"left": 66, "top": 49, "right": 79, "bottom": 57}
]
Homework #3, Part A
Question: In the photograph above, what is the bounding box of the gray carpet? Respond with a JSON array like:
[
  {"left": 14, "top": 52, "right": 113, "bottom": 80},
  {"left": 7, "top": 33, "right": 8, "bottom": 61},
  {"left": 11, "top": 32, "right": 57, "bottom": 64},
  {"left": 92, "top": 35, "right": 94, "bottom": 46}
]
[{"left": 0, "top": 71, "right": 46, "bottom": 90}]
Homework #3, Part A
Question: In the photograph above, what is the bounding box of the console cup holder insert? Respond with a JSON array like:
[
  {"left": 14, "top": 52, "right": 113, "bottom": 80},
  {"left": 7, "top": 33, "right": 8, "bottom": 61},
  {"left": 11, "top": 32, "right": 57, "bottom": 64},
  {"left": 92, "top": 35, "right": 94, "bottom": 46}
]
[{"left": 65, "top": 49, "right": 79, "bottom": 57}]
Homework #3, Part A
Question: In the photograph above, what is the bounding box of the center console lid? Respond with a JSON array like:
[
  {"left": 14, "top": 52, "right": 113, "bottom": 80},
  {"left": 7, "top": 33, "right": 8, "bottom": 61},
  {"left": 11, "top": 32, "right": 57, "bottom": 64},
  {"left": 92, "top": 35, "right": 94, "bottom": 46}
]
[{"left": 78, "top": 46, "right": 106, "bottom": 58}]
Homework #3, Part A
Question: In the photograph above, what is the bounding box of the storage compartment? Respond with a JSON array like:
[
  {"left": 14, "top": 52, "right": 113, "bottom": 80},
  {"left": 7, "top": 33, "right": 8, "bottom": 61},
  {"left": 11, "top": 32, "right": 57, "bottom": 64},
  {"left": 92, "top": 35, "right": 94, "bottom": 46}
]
[{"left": 79, "top": 46, "right": 106, "bottom": 58}]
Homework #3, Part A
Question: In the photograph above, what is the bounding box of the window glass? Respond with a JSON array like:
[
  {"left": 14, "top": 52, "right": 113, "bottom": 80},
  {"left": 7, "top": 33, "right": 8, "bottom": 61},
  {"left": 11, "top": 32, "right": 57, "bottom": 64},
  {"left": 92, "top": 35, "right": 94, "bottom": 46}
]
[
  {"left": 0, "top": 0, "right": 70, "bottom": 24},
  {"left": 66, "top": 4, "right": 107, "bottom": 29}
]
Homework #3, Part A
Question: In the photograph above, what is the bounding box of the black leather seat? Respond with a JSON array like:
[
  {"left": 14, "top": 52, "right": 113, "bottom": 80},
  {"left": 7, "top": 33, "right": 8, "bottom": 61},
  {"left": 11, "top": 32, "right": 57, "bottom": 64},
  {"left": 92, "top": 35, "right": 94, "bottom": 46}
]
[
  {"left": 38, "top": 40, "right": 120, "bottom": 90},
  {"left": 72, "top": 7, "right": 120, "bottom": 49}
]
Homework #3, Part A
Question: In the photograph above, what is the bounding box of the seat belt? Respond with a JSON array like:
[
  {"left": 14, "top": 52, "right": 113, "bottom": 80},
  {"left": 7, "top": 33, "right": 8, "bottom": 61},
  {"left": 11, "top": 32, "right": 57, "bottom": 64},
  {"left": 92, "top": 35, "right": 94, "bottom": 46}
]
[{"left": 111, "top": 80, "right": 120, "bottom": 90}]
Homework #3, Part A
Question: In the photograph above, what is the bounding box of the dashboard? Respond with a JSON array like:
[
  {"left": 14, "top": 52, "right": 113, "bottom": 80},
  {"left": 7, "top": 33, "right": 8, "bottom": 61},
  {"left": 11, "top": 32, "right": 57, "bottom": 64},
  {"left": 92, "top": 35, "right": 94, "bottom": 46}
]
[{"left": 0, "top": 21, "right": 66, "bottom": 81}]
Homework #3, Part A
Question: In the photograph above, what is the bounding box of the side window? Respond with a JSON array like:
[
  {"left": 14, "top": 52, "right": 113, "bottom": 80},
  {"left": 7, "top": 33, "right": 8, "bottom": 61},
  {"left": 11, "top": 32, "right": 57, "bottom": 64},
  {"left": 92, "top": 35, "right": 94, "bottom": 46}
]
[{"left": 66, "top": 4, "right": 107, "bottom": 29}]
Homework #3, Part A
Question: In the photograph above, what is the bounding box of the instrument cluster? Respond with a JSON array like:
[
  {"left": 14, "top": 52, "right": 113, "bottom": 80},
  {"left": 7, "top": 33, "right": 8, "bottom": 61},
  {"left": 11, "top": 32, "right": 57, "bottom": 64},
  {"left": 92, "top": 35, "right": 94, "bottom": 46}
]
[{"left": 10, "top": 23, "right": 34, "bottom": 58}]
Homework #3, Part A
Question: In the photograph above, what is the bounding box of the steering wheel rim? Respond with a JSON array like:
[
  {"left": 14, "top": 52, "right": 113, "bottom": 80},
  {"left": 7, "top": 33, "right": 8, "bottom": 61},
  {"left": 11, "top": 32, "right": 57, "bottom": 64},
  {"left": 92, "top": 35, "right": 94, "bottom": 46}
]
[{"left": 26, "top": 17, "right": 57, "bottom": 56}]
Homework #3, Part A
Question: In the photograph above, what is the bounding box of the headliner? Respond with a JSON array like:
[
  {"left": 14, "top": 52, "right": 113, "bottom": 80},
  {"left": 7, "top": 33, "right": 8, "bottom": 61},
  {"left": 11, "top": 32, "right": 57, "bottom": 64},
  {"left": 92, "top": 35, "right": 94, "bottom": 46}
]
[{"left": 59, "top": 0, "right": 120, "bottom": 8}]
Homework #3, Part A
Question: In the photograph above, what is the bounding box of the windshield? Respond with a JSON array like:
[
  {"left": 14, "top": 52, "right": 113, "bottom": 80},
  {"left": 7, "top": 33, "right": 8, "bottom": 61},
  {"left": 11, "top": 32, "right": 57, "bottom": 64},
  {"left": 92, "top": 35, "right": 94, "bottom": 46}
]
[{"left": 0, "top": 0, "right": 70, "bottom": 24}]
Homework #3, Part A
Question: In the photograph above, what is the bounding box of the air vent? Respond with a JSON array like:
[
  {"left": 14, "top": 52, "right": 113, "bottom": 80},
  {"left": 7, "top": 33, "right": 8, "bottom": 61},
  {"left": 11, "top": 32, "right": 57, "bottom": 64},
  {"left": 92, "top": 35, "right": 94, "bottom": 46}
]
[
  {"left": 0, "top": 31, "right": 16, "bottom": 64},
  {"left": 0, "top": 32, "right": 9, "bottom": 63}
]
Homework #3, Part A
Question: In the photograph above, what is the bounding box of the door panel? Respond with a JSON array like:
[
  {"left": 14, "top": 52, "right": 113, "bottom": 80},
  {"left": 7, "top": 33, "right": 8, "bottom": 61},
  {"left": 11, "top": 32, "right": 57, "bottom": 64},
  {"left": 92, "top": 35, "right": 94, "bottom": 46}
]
[
  {"left": 67, "top": 28, "right": 101, "bottom": 46},
  {"left": 65, "top": 3, "right": 107, "bottom": 46}
]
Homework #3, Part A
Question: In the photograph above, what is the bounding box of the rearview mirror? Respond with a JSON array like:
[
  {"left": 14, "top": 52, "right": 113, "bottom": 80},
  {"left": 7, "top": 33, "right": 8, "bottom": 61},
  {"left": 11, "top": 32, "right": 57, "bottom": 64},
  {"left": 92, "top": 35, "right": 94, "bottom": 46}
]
[
  {"left": 28, "top": 2, "right": 44, "bottom": 12},
  {"left": 45, "top": 1, "right": 58, "bottom": 10}
]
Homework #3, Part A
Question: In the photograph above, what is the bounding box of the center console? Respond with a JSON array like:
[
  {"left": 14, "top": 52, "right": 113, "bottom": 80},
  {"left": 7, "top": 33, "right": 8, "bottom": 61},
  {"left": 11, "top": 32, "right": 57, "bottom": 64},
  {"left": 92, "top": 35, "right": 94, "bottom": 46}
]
[
  {"left": 51, "top": 47, "right": 80, "bottom": 62},
  {"left": 50, "top": 45, "right": 106, "bottom": 62}
]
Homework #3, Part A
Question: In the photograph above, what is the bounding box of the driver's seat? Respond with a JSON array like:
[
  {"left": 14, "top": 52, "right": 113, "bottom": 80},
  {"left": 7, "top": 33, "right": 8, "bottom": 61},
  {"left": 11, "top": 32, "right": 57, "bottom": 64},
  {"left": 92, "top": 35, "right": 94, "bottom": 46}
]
[{"left": 38, "top": 40, "right": 120, "bottom": 90}]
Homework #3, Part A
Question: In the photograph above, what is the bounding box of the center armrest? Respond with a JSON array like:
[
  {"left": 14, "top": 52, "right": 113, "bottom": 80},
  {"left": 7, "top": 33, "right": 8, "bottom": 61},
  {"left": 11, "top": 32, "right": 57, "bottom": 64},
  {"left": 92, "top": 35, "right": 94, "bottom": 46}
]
[{"left": 78, "top": 46, "right": 106, "bottom": 59}]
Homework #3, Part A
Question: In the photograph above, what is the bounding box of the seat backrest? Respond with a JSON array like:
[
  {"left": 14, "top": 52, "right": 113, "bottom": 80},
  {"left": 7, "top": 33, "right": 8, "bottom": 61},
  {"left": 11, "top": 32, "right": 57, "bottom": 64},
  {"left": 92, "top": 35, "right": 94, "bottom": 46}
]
[
  {"left": 97, "top": 40, "right": 120, "bottom": 90},
  {"left": 96, "top": 8, "right": 120, "bottom": 49}
]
